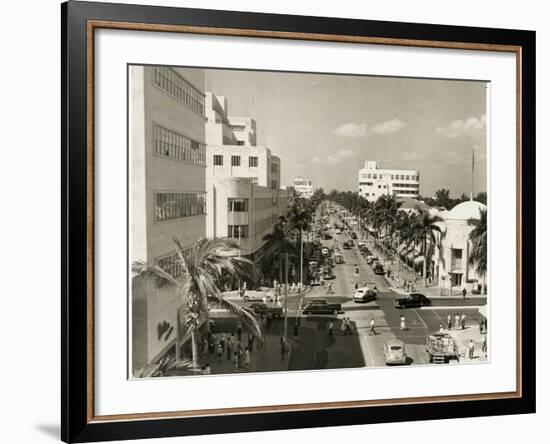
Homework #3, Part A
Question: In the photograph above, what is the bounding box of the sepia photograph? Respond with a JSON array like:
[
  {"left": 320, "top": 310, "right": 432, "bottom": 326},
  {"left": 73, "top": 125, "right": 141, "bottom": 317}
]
[{"left": 130, "top": 65, "right": 489, "bottom": 379}]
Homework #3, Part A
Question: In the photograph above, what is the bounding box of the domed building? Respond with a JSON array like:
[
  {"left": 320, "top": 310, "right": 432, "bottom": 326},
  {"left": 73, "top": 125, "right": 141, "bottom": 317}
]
[{"left": 434, "top": 200, "right": 487, "bottom": 293}]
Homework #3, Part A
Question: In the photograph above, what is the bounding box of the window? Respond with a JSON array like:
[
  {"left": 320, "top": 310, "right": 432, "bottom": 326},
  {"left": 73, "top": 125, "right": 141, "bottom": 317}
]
[
  {"left": 373, "top": 174, "right": 377, "bottom": 179},
  {"left": 231, "top": 155, "right": 241, "bottom": 166},
  {"left": 367, "top": 174, "right": 371, "bottom": 179},
  {"left": 271, "top": 163, "right": 279, "bottom": 174},
  {"left": 271, "top": 180, "right": 278, "bottom": 190},
  {"left": 155, "top": 192, "right": 206, "bottom": 222},
  {"left": 251, "top": 177, "right": 258, "bottom": 185},
  {"left": 152, "top": 124, "right": 206, "bottom": 165},
  {"left": 228, "top": 198, "right": 249, "bottom": 212},
  {"left": 406, "top": 175, "right": 410, "bottom": 180},
  {"left": 213, "top": 155, "right": 223, "bottom": 166},
  {"left": 391, "top": 175, "right": 394, "bottom": 180},
  {"left": 227, "top": 225, "right": 249, "bottom": 239},
  {"left": 152, "top": 67, "right": 205, "bottom": 116},
  {"left": 249, "top": 156, "right": 258, "bottom": 167},
  {"left": 236, "top": 141, "right": 245, "bottom": 146}
]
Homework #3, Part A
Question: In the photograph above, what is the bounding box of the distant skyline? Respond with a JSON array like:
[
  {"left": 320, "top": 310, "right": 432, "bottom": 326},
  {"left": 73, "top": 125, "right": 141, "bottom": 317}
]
[{"left": 203, "top": 68, "right": 487, "bottom": 198}]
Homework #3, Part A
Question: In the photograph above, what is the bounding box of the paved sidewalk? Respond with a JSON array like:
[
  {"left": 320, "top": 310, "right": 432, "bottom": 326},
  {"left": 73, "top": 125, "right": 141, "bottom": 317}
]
[{"left": 446, "top": 326, "right": 488, "bottom": 363}]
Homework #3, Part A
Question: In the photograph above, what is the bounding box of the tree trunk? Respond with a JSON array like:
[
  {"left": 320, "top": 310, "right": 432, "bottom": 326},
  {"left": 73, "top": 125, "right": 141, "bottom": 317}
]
[
  {"left": 175, "top": 307, "right": 181, "bottom": 362},
  {"left": 191, "top": 329, "right": 200, "bottom": 370},
  {"left": 482, "top": 274, "right": 486, "bottom": 295},
  {"left": 423, "top": 235, "right": 427, "bottom": 287}
]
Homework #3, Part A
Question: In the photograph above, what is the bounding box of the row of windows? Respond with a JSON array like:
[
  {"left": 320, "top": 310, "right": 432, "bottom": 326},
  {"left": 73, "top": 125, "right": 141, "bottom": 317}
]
[
  {"left": 271, "top": 180, "right": 278, "bottom": 190},
  {"left": 227, "top": 224, "right": 249, "bottom": 239},
  {"left": 153, "top": 124, "right": 206, "bottom": 165},
  {"left": 153, "top": 67, "right": 205, "bottom": 116},
  {"left": 361, "top": 173, "right": 419, "bottom": 181},
  {"left": 155, "top": 192, "right": 207, "bottom": 222},
  {"left": 271, "top": 163, "right": 279, "bottom": 174},
  {"left": 392, "top": 183, "right": 420, "bottom": 188},
  {"left": 156, "top": 253, "right": 183, "bottom": 279},
  {"left": 228, "top": 198, "right": 249, "bottom": 212},
  {"left": 213, "top": 154, "right": 259, "bottom": 167},
  {"left": 393, "top": 190, "right": 419, "bottom": 195}
]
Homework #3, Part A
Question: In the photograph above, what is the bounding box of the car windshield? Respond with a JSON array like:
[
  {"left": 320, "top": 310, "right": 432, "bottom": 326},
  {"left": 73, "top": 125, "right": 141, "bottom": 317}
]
[{"left": 390, "top": 346, "right": 402, "bottom": 351}]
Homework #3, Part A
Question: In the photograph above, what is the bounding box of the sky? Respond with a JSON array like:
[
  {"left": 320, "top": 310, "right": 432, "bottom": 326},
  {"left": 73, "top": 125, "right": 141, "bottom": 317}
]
[{"left": 204, "top": 68, "right": 487, "bottom": 198}]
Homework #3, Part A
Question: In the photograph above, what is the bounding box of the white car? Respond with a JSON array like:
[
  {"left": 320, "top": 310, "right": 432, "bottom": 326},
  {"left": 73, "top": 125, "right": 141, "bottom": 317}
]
[
  {"left": 353, "top": 287, "right": 377, "bottom": 303},
  {"left": 383, "top": 340, "right": 407, "bottom": 365},
  {"left": 321, "top": 247, "right": 329, "bottom": 256}
]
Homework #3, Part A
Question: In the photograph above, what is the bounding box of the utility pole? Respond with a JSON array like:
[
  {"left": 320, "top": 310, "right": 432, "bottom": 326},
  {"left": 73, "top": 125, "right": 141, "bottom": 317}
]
[
  {"left": 284, "top": 252, "right": 289, "bottom": 339},
  {"left": 299, "top": 229, "right": 304, "bottom": 292}
]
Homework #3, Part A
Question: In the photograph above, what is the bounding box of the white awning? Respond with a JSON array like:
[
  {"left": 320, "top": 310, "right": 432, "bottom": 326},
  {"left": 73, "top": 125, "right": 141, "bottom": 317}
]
[{"left": 414, "top": 255, "right": 425, "bottom": 263}]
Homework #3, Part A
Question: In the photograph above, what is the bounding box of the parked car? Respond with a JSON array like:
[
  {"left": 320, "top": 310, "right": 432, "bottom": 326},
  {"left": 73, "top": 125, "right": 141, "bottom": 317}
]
[
  {"left": 248, "top": 303, "right": 283, "bottom": 319},
  {"left": 366, "top": 256, "right": 378, "bottom": 265},
  {"left": 321, "top": 247, "right": 329, "bottom": 256},
  {"left": 353, "top": 287, "right": 377, "bottom": 303},
  {"left": 343, "top": 242, "right": 352, "bottom": 250},
  {"left": 241, "top": 291, "right": 273, "bottom": 302},
  {"left": 383, "top": 339, "right": 407, "bottom": 365},
  {"left": 302, "top": 301, "right": 343, "bottom": 315},
  {"left": 350, "top": 232, "right": 358, "bottom": 240},
  {"left": 394, "top": 293, "right": 432, "bottom": 308},
  {"left": 334, "top": 253, "right": 345, "bottom": 264},
  {"left": 324, "top": 233, "right": 333, "bottom": 240},
  {"left": 373, "top": 264, "right": 385, "bottom": 275}
]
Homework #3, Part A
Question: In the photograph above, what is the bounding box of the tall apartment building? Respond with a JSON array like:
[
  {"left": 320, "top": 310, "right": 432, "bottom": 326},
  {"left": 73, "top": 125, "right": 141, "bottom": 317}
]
[
  {"left": 293, "top": 177, "right": 314, "bottom": 198},
  {"left": 205, "top": 92, "right": 287, "bottom": 258},
  {"left": 358, "top": 160, "right": 420, "bottom": 202},
  {"left": 130, "top": 66, "right": 207, "bottom": 373}
]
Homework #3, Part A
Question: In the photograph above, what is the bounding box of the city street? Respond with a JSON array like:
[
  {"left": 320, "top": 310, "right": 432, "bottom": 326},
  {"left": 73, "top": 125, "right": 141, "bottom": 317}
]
[{"left": 224, "top": 214, "right": 487, "bottom": 373}]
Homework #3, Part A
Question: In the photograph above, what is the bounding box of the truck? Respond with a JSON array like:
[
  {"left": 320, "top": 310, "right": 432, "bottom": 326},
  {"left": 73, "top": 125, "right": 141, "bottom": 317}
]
[{"left": 426, "top": 332, "right": 460, "bottom": 364}]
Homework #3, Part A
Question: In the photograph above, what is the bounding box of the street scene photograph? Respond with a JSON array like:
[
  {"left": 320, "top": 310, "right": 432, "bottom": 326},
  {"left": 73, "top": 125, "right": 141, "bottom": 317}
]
[{"left": 130, "top": 65, "right": 489, "bottom": 378}]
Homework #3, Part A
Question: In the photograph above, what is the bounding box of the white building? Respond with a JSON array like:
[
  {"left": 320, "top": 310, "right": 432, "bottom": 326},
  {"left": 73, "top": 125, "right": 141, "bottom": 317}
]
[
  {"left": 434, "top": 200, "right": 487, "bottom": 292},
  {"left": 293, "top": 177, "right": 314, "bottom": 198},
  {"left": 130, "top": 66, "right": 207, "bottom": 373},
  {"left": 358, "top": 160, "right": 420, "bottom": 202},
  {"left": 205, "top": 92, "right": 287, "bottom": 258}
]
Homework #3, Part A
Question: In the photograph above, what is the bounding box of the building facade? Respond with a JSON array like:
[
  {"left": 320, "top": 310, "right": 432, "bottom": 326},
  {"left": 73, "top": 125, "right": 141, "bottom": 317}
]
[
  {"left": 358, "top": 160, "right": 420, "bottom": 202},
  {"left": 205, "top": 92, "right": 287, "bottom": 257},
  {"left": 293, "top": 177, "right": 314, "bottom": 198},
  {"left": 131, "top": 66, "right": 207, "bottom": 373}
]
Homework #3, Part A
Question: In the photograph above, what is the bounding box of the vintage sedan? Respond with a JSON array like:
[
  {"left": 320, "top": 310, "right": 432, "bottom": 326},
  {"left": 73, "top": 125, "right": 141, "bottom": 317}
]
[
  {"left": 248, "top": 303, "right": 283, "bottom": 319},
  {"left": 383, "top": 339, "right": 407, "bottom": 365},
  {"left": 302, "top": 301, "right": 343, "bottom": 315},
  {"left": 373, "top": 264, "right": 385, "bottom": 275},
  {"left": 393, "top": 293, "right": 432, "bottom": 309},
  {"left": 353, "top": 287, "right": 377, "bottom": 303}
]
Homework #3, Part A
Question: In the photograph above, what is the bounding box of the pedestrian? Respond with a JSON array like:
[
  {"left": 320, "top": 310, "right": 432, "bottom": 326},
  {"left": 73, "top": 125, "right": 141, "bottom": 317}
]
[
  {"left": 447, "top": 313, "right": 452, "bottom": 330},
  {"left": 468, "top": 339, "right": 475, "bottom": 359},
  {"left": 248, "top": 333, "right": 254, "bottom": 352},
  {"left": 217, "top": 343, "right": 223, "bottom": 363},
  {"left": 237, "top": 347, "right": 243, "bottom": 368},
  {"left": 220, "top": 332, "right": 226, "bottom": 352},
  {"left": 400, "top": 314, "right": 406, "bottom": 331},
  {"left": 439, "top": 324, "right": 444, "bottom": 333},
  {"left": 280, "top": 337, "right": 287, "bottom": 360},
  {"left": 202, "top": 335, "right": 208, "bottom": 353},
  {"left": 244, "top": 347, "right": 250, "bottom": 368},
  {"left": 328, "top": 320, "right": 334, "bottom": 336},
  {"left": 233, "top": 352, "right": 239, "bottom": 372},
  {"left": 236, "top": 321, "right": 243, "bottom": 342},
  {"left": 354, "top": 282, "right": 359, "bottom": 291},
  {"left": 462, "top": 287, "right": 467, "bottom": 299},
  {"left": 203, "top": 363, "right": 211, "bottom": 375},
  {"left": 340, "top": 318, "right": 347, "bottom": 336},
  {"left": 482, "top": 336, "right": 487, "bottom": 353},
  {"left": 293, "top": 323, "right": 300, "bottom": 340},
  {"left": 347, "top": 318, "right": 353, "bottom": 335},
  {"left": 454, "top": 313, "right": 460, "bottom": 330},
  {"left": 461, "top": 313, "right": 466, "bottom": 330},
  {"left": 479, "top": 318, "right": 484, "bottom": 334},
  {"left": 226, "top": 337, "right": 233, "bottom": 360},
  {"left": 369, "top": 318, "right": 376, "bottom": 336}
]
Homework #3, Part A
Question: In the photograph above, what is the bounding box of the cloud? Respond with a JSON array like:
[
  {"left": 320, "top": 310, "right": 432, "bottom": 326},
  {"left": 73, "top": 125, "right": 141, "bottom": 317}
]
[
  {"left": 333, "top": 122, "right": 368, "bottom": 138},
  {"left": 311, "top": 156, "right": 321, "bottom": 164},
  {"left": 332, "top": 118, "right": 406, "bottom": 138},
  {"left": 436, "top": 114, "right": 486, "bottom": 139},
  {"left": 369, "top": 118, "right": 407, "bottom": 135},
  {"left": 326, "top": 155, "right": 344, "bottom": 165},
  {"left": 335, "top": 149, "right": 354, "bottom": 159}
]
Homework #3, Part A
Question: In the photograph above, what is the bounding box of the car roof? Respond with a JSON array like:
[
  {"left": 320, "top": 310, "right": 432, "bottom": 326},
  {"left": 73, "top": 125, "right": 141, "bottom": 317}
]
[{"left": 385, "top": 339, "right": 405, "bottom": 347}]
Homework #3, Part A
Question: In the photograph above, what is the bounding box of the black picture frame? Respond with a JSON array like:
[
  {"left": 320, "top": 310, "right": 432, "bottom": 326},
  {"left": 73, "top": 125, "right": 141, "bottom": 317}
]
[{"left": 61, "top": 1, "right": 536, "bottom": 442}]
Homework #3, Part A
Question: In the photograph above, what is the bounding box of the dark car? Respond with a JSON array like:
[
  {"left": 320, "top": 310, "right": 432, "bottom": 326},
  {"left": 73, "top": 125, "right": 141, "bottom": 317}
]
[
  {"left": 393, "top": 293, "right": 432, "bottom": 309},
  {"left": 302, "top": 302, "right": 343, "bottom": 315},
  {"left": 350, "top": 232, "right": 358, "bottom": 240},
  {"left": 343, "top": 242, "right": 351, "bottom": 250},
  {"left": 373, "top": 264, "right": 385, "bottom": 275},
  {"left": 324, "top": 233, "right": 333, "bottom": 240},
  {"left": 248, "top": 303, "right": 283, "bottom": 318}
]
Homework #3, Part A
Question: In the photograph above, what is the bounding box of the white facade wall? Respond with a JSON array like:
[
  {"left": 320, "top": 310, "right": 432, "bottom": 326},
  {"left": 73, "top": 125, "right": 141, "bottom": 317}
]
[
  {"left": 358, "top": 160, "right": 420, "bottom": 202},
  {"left": 131, "top": 66, "right": 207, "bottom": 372},
  {"left": 293, "top": 177, "right": 314, "bottom": 198}
]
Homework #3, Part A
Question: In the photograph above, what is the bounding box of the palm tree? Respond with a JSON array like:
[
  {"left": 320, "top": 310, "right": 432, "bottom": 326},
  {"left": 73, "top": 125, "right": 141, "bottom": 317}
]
[
  {"left": 287, "top": 201, "right": 313, "bottom": 287},
  {"left": 133, "top": 237, "right": 264, "bottom": 371},
  {"left": 411, "top": 208, "right": 443, "bottom": 287},
  {"left": 373, "top": 195, "right": 402, "bottom": 263},
  {"left": 468, "top": 208, "right": 487, "bottom": 294}
]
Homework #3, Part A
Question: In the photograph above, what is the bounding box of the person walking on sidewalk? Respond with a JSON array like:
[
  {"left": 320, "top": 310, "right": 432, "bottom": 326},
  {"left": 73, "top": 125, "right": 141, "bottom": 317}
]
[
  {"left": 447, "top": 313, "right": 452, "bottom": 330},
  {"left": 236, "top": 321, "right": 243, "bottom": 342},
  {"left": 461, "top": 313, "right": 466, "bottom": 330},
  {"left": 454, "top": 313, "right": 460, "bottom": 330},
  {"left": 400, "top": 315, "right": 406, "bottom": 331},
  {"left": 244, "top": 347, "right": 250, "bottom": 368},
  {"left": 293, "top": 323, "right": 300, "bottom": 341},
  {"left": 468, "top": 339, "right": 475, "bottom": 359},
  {"left": 217, "top": 343, "right": 223, "bottom": 363},
  {"left": 328, "top": 320, "right": 334, "bottom": 336},
  {"left": 226, "top": 337, "right": 233, "bottom": 360},
  {"left": 280, "top": 337, "right": 288, "bottom": 360},
  {"left": 462, "top": 287, "right": 467, "bottom": 299},
  {"left": 369, "top": 318, "right": 377, "bottom": 336}
]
